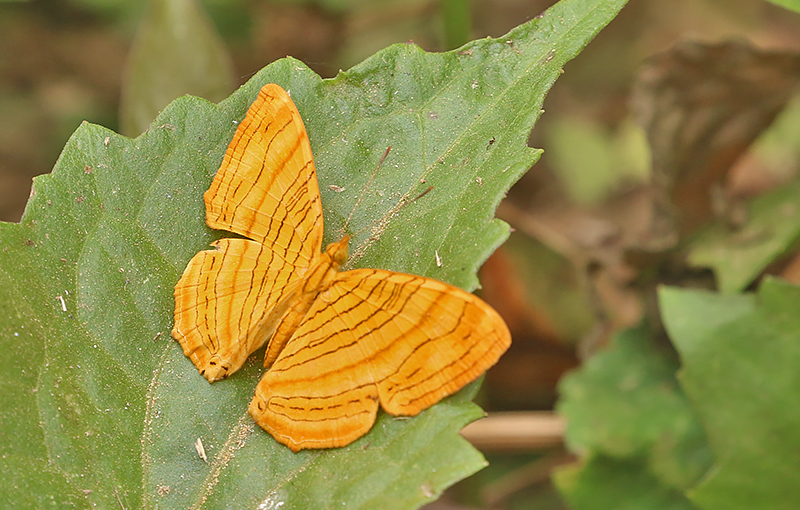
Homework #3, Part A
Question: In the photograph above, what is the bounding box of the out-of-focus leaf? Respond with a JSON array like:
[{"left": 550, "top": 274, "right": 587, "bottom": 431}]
[
  {"left": 496, "top": 232, "right": 594, "bottom": 343},
  {"left": 477, "top": 235, "right": 583, "bottom": 409},
  {"left": 0, "top": 0, "right": 629, "bottom": 507},
  {"left": 631, "top": 40, "right": 800, "bottom": 241},
  {"left": 120, "top": 0, "right": 236, "bottom": 136},
  {"left": 546, "top": 117, "right": 649, "bottom": 205},
  {"left": 440, "top": 0, "right": 472, "bottom": 50},
  {"left": 687, "top": 179, "right": 800, "bottom": 294},
  {"left": 660, "top": 279, "right": 800, "bottom": 510},
  {"left": 766, "top": 0, "right": 800, "bottom": 14},
  {"left": 746, "top": 95, "right": 800, "bottom": 176},
  {"left": 554, "top": 456, "right": 699, "bottom": 510},
  {"left": 556, "top": 325, "right": 711, "bottom": 498}
]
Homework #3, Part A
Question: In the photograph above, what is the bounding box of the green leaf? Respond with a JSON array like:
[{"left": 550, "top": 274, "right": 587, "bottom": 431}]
[
  {"left": 120, "top": 0, "right": 236, "bottom": 137},
  {"left": 686, "top": 179, "right": 800, "bottom": 294},
  {"left": 502, "top": 232, "right": 596, "bottom": 342},
  {"left": 545, "top": 116, "right": 650, "bottom": 205},
  {"left": 555, "top": 456, "right": 699, "bottom": 510},
  {"left": 765, "top": 0, "right": 800, "bottom": 14},
  {"left": 555, "top": 325, "right": 711, "bottom": 509},
  {"left": 660, "top": 279, "right": 800, "bottom": 510},
  {"left": 0, "top": 0, "right": 628, "bottom": 507},
  {"left": 440, "top": 0, "right": 472, "bottom": 50}
]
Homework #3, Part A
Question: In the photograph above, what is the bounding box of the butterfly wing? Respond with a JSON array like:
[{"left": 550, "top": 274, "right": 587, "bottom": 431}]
[
  {"left": 205, "top": 83, "right": 324, "bottom": 262},
  {"left": 248, "top": 268, "right": 511, "bottom": 451},
  {"left": 173, "top": 238, "right": 303, "bottom": 381},
  {"left": 173, "top": 84, "right": 322, "bottom": 381}
]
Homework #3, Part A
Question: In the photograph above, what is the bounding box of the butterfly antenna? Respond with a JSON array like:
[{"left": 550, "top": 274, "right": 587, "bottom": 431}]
[
  {"left": 349, "top": 185, "right": 434, "bottom": 237},
  {"left": 335, "top": 146, "right": 435, "bottom": 268},
  {"left": 338, "top": 146, "right": 392, "bottom": 238},
  {"left": 406, "top": 185, "right": 434, "bottom": 205},
  {"left": 344, "top": 183, "right": 435, "bottom": 269}
]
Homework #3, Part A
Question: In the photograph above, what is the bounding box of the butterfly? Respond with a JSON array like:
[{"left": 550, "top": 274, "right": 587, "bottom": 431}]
[{"left": 172, "top": 83, "right": 511, "bottom": 452}]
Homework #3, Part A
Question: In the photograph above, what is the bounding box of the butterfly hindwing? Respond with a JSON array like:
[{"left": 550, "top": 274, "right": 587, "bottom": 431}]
[
  {"left": 173, "top": 238, "right": 306, "bottom": 381},
  {"left": 248, "top": 268, "right": 511, "bottom": 451}
]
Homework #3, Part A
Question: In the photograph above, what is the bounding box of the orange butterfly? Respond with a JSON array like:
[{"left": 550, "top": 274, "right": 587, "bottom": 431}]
[{"left": 172, "top": 84, "right": 511, "bottom": 452}]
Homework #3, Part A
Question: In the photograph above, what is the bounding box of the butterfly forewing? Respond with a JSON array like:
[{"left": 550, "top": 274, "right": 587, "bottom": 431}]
[
  {"left": 205, "top": 84, "right": 324, "bottom": 265},
  {"left": 173, "top": 85, "right": 324, "bottom": 382}
]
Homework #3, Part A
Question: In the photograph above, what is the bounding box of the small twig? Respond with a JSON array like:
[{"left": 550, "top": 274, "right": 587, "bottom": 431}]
[{"left": 460, "top": 411, "right": 565, "bottom": 451}]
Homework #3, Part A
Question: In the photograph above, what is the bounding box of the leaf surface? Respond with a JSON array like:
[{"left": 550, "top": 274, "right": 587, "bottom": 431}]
[
  {"left": 687, "top": 179, "right": 800, "bottom": 294},
  {"left": 555, "top": 326, "right": 710, "bottom": 509},
  {"left": 0, "top": 0, "right": 627, "bottom": 507},
  {"left": 120, "top": 0, "right": 236, "bottom": 136},
  {"left": 660, "top": 279, "right": 800, "bottom": 510}
]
